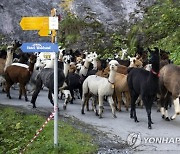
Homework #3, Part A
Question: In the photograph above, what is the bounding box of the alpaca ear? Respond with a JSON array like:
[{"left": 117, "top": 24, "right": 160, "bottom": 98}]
[
  {"left": 62, "top": 50, "right": 65, "bottom": 56},
  {"left": 154, "top": 47, "right": 159, "bottom": 54},
  {"left": 69, "top": 49, "right": 73, "bottom": 55}
]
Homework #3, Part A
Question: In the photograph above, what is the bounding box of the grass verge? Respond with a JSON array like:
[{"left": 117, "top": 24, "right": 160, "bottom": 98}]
[{"left": 0, "top": 107, "right": 98, "bottom": 154}]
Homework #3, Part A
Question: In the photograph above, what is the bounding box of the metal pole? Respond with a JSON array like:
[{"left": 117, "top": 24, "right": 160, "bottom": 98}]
[
  {"left": 51, "top": 8, "right": 58, "bottom": 147},
  {"left": 54, "top": 43, "right": 58, "bottom": 146}
]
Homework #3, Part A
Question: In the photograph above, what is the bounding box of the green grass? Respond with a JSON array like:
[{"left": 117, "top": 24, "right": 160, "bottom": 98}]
[{"left": 0, "top": 107, "right": 97, "bottom": 154}]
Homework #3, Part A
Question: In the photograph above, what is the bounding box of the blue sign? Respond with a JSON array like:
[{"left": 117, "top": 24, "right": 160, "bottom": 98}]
[{"left": 20, "top": 42, "right": 59, "bottom": 52}]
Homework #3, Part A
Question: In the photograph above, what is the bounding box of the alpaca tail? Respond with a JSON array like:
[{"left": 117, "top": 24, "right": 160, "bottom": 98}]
[{"left": 127, "top": 67, "right": 134, "bottom": 74}]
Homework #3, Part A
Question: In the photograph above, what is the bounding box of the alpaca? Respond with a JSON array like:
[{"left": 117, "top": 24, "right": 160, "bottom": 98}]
[
  {"left": 66, "top": 71, "right": 82, "bottom": 104},
  {"left": 81, "top": 60, "right": 119, "bottom": 118},
  {"left": 60, "top": 89, "right": 72, "bottom": 110},
  {"left": 159, "top": 64, "right": 180, "bottom": 121},
  {"left": 0, "top": 45, "right": 14, "bottom": 91},
  {"left": 120, "top": 49, "right": 128, "bottom": 60},
  {"left": 4, "top": 45, "right": 14, "bottom": 71},
  {"left": 79, "top": 52, "right": 94, "bottom": 77},
  {"left": 127, "top": 47, "right": 160, "bottom": 129},
  {"left": 30, "top": 53, "right": 71, "bottom": 108},
  {"left": 5, "top": 55, "right": 37, "bottom": 101},
  {"left": 30, "top": 68, "right": 65, "bottom": 108}
]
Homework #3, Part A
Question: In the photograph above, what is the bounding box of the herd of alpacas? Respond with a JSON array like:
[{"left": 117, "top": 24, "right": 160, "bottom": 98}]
[{"left": 0, "top": 41, "right": 179, "bottom": 129}]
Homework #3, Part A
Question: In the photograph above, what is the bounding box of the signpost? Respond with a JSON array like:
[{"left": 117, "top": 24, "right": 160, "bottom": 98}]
[
  {"left": 20, "top": 16, "right": 58, "bottom": 36},
  {"left": 19, "top": 8, "right": 59, "bottom": 148},
  {"left": 20, "top": 17, "right": 49, "bottom": 30},
  {"left": 20, "top": 42, "right": 59, "bottom": 53}
]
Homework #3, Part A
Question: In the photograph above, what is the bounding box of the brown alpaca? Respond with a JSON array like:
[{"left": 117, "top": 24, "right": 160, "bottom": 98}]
[
  {"left": 5, "top": 55, "right": 37, "bottom": 101},
  {"left": 159, "top": 64, "right": 180, "bottom": 120},
  {"left": 69, "top": 62, "right": 77, "bottom": 73},
  {"left": 99, "top": 70, "right": 130, "bottom": 111},
  {"left": 113, "top": 73, "right": 130, "bottom": 111}
]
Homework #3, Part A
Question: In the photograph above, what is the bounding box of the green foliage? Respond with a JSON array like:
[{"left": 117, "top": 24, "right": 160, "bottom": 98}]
[
  {"left": 58, "top": 14, "right": 87, "bottom": 47},
  {"left": 142, "top": 0, "right": 180, "bottom": 45},
  {"left": 0, "top": 107, "right": 97, "bottom": 154},
  {"left": 127, "top": 0, "right": 180, "bottom": 64}
]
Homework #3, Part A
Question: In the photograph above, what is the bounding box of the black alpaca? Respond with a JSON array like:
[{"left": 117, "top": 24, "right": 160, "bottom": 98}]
[
  {"left": 65, "top": 72, "right": 82, "bottom": 104},
  {"left": 31, "top": 68, "right": 65, "bottom": 108},
  {"left": 127, "top": 47, "right": 160, "bottom": 129}
]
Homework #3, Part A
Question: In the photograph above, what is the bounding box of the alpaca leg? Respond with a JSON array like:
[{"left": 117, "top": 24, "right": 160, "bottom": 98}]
[
  {"left": 160, "top": 92, "right": 170, "bottom": 121},
  {"left": 143, "top": 97, "right": 153, "bottom": 129},
  {"left": 63, "top": 99, "right": 68, "bottom": 110},
  {"left": 130, "top": 92, "right": 139, "bottom": 122},
  {"left": 124, "top": 91, "right": 130, "bottom": 111},
  {"left": 86, "top": 96, "right": 90, "bottom": 111},
  {"left": 31, "top": 80, "right": 42, "bottom": 108},
  {"left": 99, "top": 96, "right": 104, "bottom": 118},
  {"left": 6, "top": 83, "right": 13, "bottom": 99},
  {"left": 116, "top": 92, "right": 122, "bottom": 112},
  {"left": 93, "top": 96, "right": 99, "bottom": 116},
  {"left": 48, "top": 90, "right": 54, "bottom": 106},
  {"left": 19, "top": 86, "right": 22, "bottom": 100},
  {"left": 112, "top": 92, "right": 118, "bottom": 111},
  {"left": 164, "top": 94, "right": 171, "bottom": 121},
  {"left": 81, "top": 93, "right": 89, "bottom": 114},
  {"left": 171, "top": 97, "right": 180, "bottom": 120},
  {"left": 20, "top": 84, "right": 28, "bottom": 101},
  {"left": 107, "top": 96, "right": 117, "bottom": 118},
  {"left": 79, "top": 86, "right": 82, "bottom": 99},
  {"left": 70, "top": 89, "right": 74, "bottom": 104}
]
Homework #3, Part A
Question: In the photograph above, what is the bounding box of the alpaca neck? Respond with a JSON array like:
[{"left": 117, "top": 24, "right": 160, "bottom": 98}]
[
  {"left": 84, "top": 60, "right": 90, "bottom": 69},
  {"left": 4, "top": 52, "right": 13, "bottom": 70},
  {"left": 64, "top": 63, "right": 70, "bottom": 77},
  {"left": 92, "top": 59, "right": 97, "bottom": 70},
  {"left": 121, "top": 53, "right": 125, "bottom": 60},
  {"left": 29, "top": 62, "right": 35, "bottom": 73},
  {"left": 151, "top": 62, "right": 160, "bottom": 74},
  {"left": 108, "top": 70, "right": 116, "bottom": 84},
  {"left": 80, "top": 60, "right": 90, "bottom": 76}
]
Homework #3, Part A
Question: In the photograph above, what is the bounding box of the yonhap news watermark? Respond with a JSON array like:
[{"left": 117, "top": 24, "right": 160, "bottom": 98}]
[{"left": 127, "top": 132, "right": 180, "bottom": 148}]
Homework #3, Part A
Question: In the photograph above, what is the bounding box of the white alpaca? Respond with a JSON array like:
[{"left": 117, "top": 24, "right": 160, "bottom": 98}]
[
  {"left": 34, "top": 55, "right": 46, "bottom": 70},
  {"left": 81, "top": 60, "right": 119, "bottom": 118},
  {"left": 79, "top": 52, "right": 94, "bottom": 77},
  {"left": 121, "top": 49, "right": 128, "bottom": 60},
  {"left": 4, "top": 45, "right": 14, "bottom": 71},
  {"left": 62, "top": 55, "right": 71, "bottom": 77},
  {"left": 61, "top": 89, "right": 72, "bottom": 110},
  {"left": 44, "top": 59, "right": 54, "bottom": 69},
  {"left": 75, "top": 63, "right": 82, "bottom": 74},
  {"left": 91, "top": 52, "right": 98, "bottom": 70},
  {"left": 0, "top": 45, "right": 14, "bottom": 91}
]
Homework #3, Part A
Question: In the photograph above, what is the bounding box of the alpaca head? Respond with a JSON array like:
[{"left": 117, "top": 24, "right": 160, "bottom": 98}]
[
  {"left": 148, "top": 47, "right": 160, "bottom": 72},
  {"left": 63, "top": 55, "right": 71, "bottom": 64},
  {"left": 129, "top": 57, "right": 143, "bottom": 68},
  {"left": 85, "top": 53, "right": 94, "bottom": 63},
  {"left": 29, "top": 55, "right": 37, "bottom": 64},
  {"left": 69, "top": 62, "right": 76, "bottom": 73},
  {"left": 76, "top": 56, "right": 83, "bottom": 64},
  {"left": 109, "top": 60, "right": 119, "bottom": 71},
  {"left": 76, "top": 63, "right": 82, "bottom": 71},
  {"left": 91, "top": 52, "right": 98, "bottom": 59},
  {"left": 7, "top": 45, "right": 14, "bottom": 54},
  {"left": 35, "top": 56, "right": 46, "bottom": 70}
]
